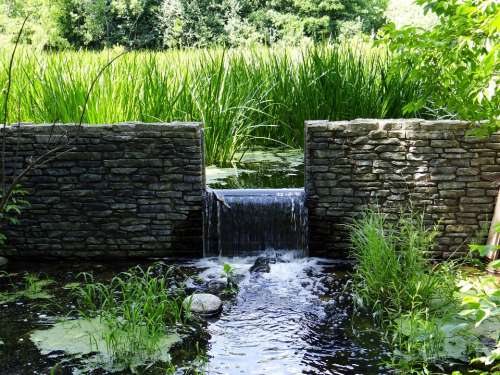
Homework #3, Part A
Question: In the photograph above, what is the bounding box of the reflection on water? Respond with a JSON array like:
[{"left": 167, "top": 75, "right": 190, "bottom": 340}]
[
  {"left": 206, "top": 149, "right": 304, "bottom": 189},
  {"left": 193, "top": 254, "right": 390, "bottom": 375}
]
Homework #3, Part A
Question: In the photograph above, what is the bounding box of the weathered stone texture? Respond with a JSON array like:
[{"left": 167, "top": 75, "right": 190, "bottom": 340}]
[
  {"left": 1, "top": 122, "right": 204, "bottom": 258},
  {"left": 306, "top": 119, "right": 500, "bottom": 258}
]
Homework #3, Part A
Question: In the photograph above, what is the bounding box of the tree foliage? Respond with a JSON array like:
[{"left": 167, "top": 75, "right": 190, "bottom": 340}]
[
  {"left": 0, "top": 0, "right": 388, "bottom": 49},
  {"left": 383, "top": 0, "right": 499, "bottom": 133}
]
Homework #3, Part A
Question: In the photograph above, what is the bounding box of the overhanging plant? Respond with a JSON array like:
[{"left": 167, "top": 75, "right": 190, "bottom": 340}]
[{"left": 382, "top": 0, "right": 499, "bottom": 134}]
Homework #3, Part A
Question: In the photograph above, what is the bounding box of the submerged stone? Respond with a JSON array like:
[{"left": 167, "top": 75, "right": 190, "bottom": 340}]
[
  {"left": 207, "top": 278, "right": 227, "bottom": 294},
  {"left": 0, "top": 256, "right": 8, "bottom": 267},
  {"left": 250, "top": 257, "right": 271, "bottom": 273},
  {"left": 185, "top": 293, "right": 222, "bottom": 316}
]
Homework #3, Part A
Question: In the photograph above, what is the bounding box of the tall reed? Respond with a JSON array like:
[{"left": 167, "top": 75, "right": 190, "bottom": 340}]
[{"left": 0, "top": 43, "right": 422, "bottom": 165}]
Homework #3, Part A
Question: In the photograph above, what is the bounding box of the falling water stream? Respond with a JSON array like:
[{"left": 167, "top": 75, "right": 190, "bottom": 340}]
[
  {"left": 198, "top": 150, "right": 391, "bottom": 374},
  {"left": 204, "top": 189, "right": 307, "bottom": 257}
]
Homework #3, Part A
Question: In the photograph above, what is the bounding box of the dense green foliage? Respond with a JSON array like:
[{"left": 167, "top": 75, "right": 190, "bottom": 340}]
[
  {"left": 0, "top": 0, "right": 388, "bottom": 49},
  {"left": 383, "top": 0, "right": 499, "bottom": 134},
  {"left": 350, "top": 209, "right": 500, "bottom": 373},
  {"left": 350, "top": 209, "right": 455, "bottom": 322},
  {"left": 0, "top": 43, "right": 420, "bottom": 165}
]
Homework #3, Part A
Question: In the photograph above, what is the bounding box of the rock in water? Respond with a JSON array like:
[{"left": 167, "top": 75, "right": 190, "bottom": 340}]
[
  {"left": 207, "top": 278, "right": 227, "bottom": 294},
  {"left": 250, "top": 257, "right": 271, "bottom": 273},
  {"left": 184, "top": 293, "right": 222, "bottom": 317},
  {"left": 0, "top": 257, "right": 7, "bottom": 267}
]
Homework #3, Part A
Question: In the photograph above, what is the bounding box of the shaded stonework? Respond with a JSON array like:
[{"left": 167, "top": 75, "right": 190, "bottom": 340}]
[
  {"left": 1, "top": 122, "right": 204, "bottom": 258},
  {"left": 306, "top": 119, "right": 500, "bottom": 258}
]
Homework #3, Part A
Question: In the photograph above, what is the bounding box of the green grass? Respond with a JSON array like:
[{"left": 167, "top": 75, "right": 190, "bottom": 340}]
[
  {"left": 350, "top": 209, "right": 500, "bottom": 373},
  {"left": 74, "top": 264, "right": 191, "bottom": 370},
  {"left": 0, "top": 42, "right": 421, "bottom": 166},
  {"left": 349, "top": 209, "right": 460, "bottom": 370},
  {"left": 350, "top": 209, "right": 457, "bottom": 319}
]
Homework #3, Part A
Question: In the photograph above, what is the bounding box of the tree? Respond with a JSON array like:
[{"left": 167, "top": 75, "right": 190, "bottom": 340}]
[{"left": 383, "top": 0, "right": 499, "bottom": 134}]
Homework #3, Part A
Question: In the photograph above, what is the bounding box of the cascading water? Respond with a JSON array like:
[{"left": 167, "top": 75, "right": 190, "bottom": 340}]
[
  {"left": 198, "top": 187, "right": 389, "bottom": 374},
  {"left": 203, "top": 188, "right": 308, "bottom": 257},
  {"left": 191, "top": 256, "right": 390, "bottom": 375}
]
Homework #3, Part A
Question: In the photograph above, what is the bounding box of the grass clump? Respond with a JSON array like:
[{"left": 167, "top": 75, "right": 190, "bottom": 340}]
[
  {"left": 349, "top": 209, "right": 466, "bottom": 371},
  {"left": 350, "top": 209, "right": 500, "bottom": 373},
  {"left": 350, "top": 210, "right": 456, "bottom": 321},
  {"left": 73, "top": 263, "right": 191, "bottom": 371}
]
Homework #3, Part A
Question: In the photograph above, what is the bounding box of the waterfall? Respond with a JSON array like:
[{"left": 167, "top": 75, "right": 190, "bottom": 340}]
[{"left": 203, "top": 188, "right": 308, "bottom": 257}]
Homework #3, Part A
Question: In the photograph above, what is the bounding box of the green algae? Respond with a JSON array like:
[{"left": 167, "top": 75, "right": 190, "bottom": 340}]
[
  {"left": 31, "top": 317, "right": 181, "bottom": 373},
  {"left": 0, "top": 274, "right": 54, "bottom": 304},
  {"left": 206, "top": 148, "right": 304, "bottom": 188}
]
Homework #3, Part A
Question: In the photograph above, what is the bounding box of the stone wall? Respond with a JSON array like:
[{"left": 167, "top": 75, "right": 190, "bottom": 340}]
[
  {"left": 1, "top": 122, "right": 204, "bottom": 258},
  {"left": 306, "top": 119, "right": 500, "bottom": 258}
]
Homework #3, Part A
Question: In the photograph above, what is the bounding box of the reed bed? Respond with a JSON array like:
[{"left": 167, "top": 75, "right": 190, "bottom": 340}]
[{"left": 0, "top": 43, "right": 421, "bottom": 165}]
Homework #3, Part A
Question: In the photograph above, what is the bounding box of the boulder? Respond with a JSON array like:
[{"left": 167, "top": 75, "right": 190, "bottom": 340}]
[
  {"left": 0, "top": 257, "right": 7, "bottom": 268},
  {"left": 250, "top": 256, "right": 271, "bottom": 273},
  {"left": 207, "top": 278, "right": 227, "bottom": 294},
  {"left": 184, "top": 293, "right": 222, "bottom": 317}
]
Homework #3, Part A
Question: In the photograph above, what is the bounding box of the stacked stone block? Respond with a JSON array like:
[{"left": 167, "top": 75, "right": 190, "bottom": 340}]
[
  {"left": 1, "top": 122, "right": 204, "bottom": 258},
  {"left": 306, "top": 119, "right": 500, "bottom": 258}
]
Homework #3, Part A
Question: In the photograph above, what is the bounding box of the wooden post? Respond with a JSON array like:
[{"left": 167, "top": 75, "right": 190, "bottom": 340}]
[{"left": 486, "top": 189, "right": 500, "bottom": 273}]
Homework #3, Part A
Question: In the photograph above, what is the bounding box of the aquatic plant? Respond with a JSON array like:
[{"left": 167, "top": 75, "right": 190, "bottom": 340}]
[
  {"left": 73, "top": 264, "right": 191, "bottom": 370},
  {"left": 0, "top": 43, "right": 422, "bottom": 166},
  {"left": 221, "top": 263, "right": 239, "bottom": 296},
  {"left": 349, "top": 209, "right": 460, "bottom": 369},
  {"left": 458, "top": 270, "right": 500, "bottom": 371},
  {"left": 349, "top": 209, "right": 456, "bottom": 320},
  {"left": 0, "top": 272, "right": 54, "bottom": 303},
  {"left": 349, "top": 209, "right": 500, "bottom": 372}
]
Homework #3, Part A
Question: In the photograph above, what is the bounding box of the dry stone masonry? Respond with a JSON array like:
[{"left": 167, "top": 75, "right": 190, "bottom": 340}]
[
  {"left": 2, "top": 119, "right": 499, "bottom": 259},
  {"left": 1, "top": 122, "right": 204, "bottom": 258},
  {"left": 306, "top": 119, "right": 500, "bottom": 258}
]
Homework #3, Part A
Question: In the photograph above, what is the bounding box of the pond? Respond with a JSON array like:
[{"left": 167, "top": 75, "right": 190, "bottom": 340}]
[
  {"left": 0, "top": 255, "right": 391, "bottom": 375},
  {"left": 206, "top": 149, "right": 304, "bottom": 189}
]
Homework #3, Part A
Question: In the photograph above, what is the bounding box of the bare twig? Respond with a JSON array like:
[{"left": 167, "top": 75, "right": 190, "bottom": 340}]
[
  {"left": 0, "top": 25, "right": 127, "bottom": 215},
  {"left": 2, "top": 16, "right": 29, "bottom": 195}
]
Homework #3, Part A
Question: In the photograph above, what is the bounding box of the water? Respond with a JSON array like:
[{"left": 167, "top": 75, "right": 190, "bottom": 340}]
[
  {"left": 204, "top": 189, "right": 307, "bottom": 257},
  {"left": 194, "top": 255, "right": 390, "bottom": 375},
  {"left": 0, "top": 258, "right": 393, "bottom": 375},
  {"left": 206, "top": 149, "right": 304, "bottom": 189}
]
